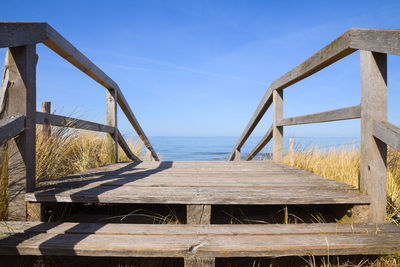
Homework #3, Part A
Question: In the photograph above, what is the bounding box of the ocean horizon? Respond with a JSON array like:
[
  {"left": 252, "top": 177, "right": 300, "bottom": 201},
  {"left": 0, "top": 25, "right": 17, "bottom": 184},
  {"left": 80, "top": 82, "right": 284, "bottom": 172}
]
[{"left": 135, "top": 136, "right": 361, "bottom": 161}]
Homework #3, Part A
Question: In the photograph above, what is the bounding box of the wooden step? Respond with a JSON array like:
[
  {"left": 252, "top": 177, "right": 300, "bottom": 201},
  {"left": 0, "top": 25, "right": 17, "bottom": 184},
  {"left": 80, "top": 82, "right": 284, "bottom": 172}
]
[
  {"left": 0, "top": 222, "right": 399, "bottom": 258},
  {"left": 26, "top": 161, "right": 369, "bottom": 205}
]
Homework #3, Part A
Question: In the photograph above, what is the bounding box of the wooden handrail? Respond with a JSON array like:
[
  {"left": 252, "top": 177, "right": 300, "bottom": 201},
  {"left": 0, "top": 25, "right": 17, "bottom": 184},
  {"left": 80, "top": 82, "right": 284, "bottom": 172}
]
[
  {"left": 276, "top": 105, "right": 361, "bottom": 127},
  {"left": 0, "top": 114, "right": 25, "bottom": 144},
  {"left": 231, "top": 28, "right": 400, "bottom": 161},
  {"left": 373, "top": 121, "right": 400, "bottom": 151},
  {"left": 36, "top": 112, "right": 115, "bottom": 133},
  {"left": 230, "top": 27, "right": 400, "bottom": 223},
  {"left": 0, "top": 22, "right": 158, "bottom": 161}
]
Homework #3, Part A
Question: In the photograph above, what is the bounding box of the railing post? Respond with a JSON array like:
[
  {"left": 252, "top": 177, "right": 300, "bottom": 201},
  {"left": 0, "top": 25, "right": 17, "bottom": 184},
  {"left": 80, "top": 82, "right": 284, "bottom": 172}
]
[
  {"left": 106, "top": 88, "right": 118, "bottom": 163},
  {"left": 360, "top": 50, "right": 387, "bottom": 223},
  {"left": 273, "top": 89, "right": 283, "bottom": 162},
  {"left": 40, "top": 101, "right": 51, "bottom": 140},
  {"left": 6, "top": 45, "right": 37, "bottom": 220},
  {"left": 235, "top": 149, "right": 241, "bottom": 161}
]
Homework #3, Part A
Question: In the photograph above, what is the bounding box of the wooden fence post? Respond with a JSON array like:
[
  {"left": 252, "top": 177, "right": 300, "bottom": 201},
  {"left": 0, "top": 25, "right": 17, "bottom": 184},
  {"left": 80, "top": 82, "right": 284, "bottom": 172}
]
[
  {"left": 106, "top": 88, "right": 118, "bottom": 163},
  {"left": 40, "top": 101, "right": 51, "bottom": 140},
  {"left": 185, "top": 204, "right": 214, "bottom": 267},
  {"left": 273, "top": 89, "right": 283, "bottom": 162},
  {"left": 235, "top": 149, "right": 240, "bottom": 161},
  {"left": 7, "top": 45, "right": 37, "bottom": 220},
  {"left": 360, "top": 50, "right": 387, "bottom": 223}
]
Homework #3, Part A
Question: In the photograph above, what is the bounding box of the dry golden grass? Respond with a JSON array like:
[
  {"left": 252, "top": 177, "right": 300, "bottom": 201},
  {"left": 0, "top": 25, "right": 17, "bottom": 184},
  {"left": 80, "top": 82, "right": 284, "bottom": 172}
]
[
  {"left": 0, "top": 126, "right": 143, "bottom": 220},
  {"left": 284, "top": 144, "right": 400, "bottom": 224}
]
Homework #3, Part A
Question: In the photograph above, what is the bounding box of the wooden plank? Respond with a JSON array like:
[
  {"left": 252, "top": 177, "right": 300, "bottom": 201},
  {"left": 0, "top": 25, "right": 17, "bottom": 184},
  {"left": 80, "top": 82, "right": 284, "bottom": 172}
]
[
  {"left": 229, "top": 87, "right": 273, "bottom": 160},
  {"left": 373, "top": 121, "right": 400, "bottom": 151},
  {"left": 39, "top": 101, "right": 51, "bottom": 140},
  {"left": 25, "top": 185, "right": 370, "bottom": 205},
  {"left": 245, "top": 124, "right": 272, "bottom": 160},
  {"left": 360, "top": 51, "right": 387, "bottom": 223},
  {"left": 7, "top": 45, "right": 37, "bottom": 220},
  {"left": 0, "top": 115, "right": 25, "bottom": 144},
  {"left": 117, "top": 90, "right": 159, "bottom": 161},
  {"left": 277, "top": 105, "right": 361, "bottom": 126},
  {"left": 116, "top": 130, "right": 141, "bottom": 162},
  {"left": 0, "top": 223, "right": 399, "bottom": 258},
  {"left": 0, "top": 22, "right": 47, "bottom": 48},
  {"left": 350, "top": 28, "right": 400, "bottom": 56},
  {"left": 273, "top": 90, "right": 283, "bottom": 162},
  {"left": 106, "top": 89, "right": 118, "bottom": 163},
  {"left": 1, "top": 222, "right": 399, "bottom": 236},
  {"left": 36, "top": 112, "right": 114, "bottom": 133}
]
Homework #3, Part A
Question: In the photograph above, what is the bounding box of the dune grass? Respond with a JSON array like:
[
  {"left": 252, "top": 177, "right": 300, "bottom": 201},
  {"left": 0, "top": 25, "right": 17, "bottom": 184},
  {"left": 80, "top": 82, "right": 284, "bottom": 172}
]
[
  {"left": 284, "top": 144, "right": 400, "bottom": 225},
  {"left": 0, "top": 126, "right": 143, "bottom": 220}
]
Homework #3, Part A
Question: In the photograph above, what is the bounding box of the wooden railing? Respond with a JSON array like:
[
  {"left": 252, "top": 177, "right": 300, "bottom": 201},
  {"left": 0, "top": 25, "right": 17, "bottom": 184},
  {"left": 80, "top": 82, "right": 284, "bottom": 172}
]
[
  {"left": 0, "top": 22, "right": 159, "bottom": 219},
  {"left": 230, "top": 28, "right": 400, "bottom": 223}
]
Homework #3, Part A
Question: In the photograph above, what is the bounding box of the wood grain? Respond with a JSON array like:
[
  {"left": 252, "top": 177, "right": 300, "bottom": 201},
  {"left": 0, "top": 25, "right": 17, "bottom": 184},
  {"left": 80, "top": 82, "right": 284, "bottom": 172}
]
[
  {"left": 277, "top": 105, "right": 361, "bottom": 126},
  {"left": 0, "top": 222, "right": 399, "bottom": 257},
  {"left": 373, "top": 121, "right": 400, "bottom": 152},
  {"left": 360, "top": 51, "right": 387, "bottom": 223},
  {"left": 36, "top": 112, "right": 114, "bottom": 133},
  {"left": 0, "top": 115, "right": 25, "bottom": 144}
]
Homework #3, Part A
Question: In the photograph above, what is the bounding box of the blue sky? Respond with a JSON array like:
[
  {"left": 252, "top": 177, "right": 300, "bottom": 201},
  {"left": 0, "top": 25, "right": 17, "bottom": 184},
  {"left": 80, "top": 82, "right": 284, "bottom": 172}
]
[{"left": 1, "top": 0, "right": 400, "bottom": 139}]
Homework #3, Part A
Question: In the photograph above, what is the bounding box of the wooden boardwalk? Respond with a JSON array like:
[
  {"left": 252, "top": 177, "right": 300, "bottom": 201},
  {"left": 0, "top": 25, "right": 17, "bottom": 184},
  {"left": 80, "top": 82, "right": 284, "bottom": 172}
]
[
  {"left": 1, "top": 23, "right": 400, "bottom": 266},
  {"left": 26, "top": 161, "right": 369, "bottom": 205}
]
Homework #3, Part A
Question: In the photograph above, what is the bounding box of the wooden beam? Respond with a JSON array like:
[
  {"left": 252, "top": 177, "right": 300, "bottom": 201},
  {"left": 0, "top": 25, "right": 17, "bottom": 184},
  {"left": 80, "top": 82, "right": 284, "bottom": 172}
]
[
  {"left": 36, "top": 112, "right": 114, "bottom": 133},
  {"left": 360, "top": 51, "right": 387, "bottom": 223},
  {"left": 0, "top": 115, "right": 25, "bottom": 144},
  {"left": 277, "top": 105, "right": 361, "bottom": 126},
  {"left": 373, "top": 121, "right": 400, "bottom": 152},
  {"left": 273, "top": 90, "right": 283, "bottom": 162},
  {"left": 7, "top": 45, "right": 37, "bottom": 220},
  {"left": 116, "top": 129, "right": 141, "bottom": 162},
  {"left": 0, "top": 22, "right": 47, "bottom": 48},
  {"left": 106, "top": 89, "right": 118, "bottom": 163},
  {"left": 229, "top": 88, "right": 273, "bottom": 160},
  {"left": 245, "top": 124, "right": 273, "bottom": 161},
  {"left": 186, "top": 204, "right": 213, "bottom": 267},
  {"left": 350, "top": 28, "right": 400, "bottom": 56}
]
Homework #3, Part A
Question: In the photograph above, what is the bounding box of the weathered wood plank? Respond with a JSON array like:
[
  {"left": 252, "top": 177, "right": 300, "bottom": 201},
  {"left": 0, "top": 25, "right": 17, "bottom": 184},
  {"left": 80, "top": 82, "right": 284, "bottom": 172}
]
[
  {"left": 106, "top": 89, "right": 118, "bottom": 163},
  {"left": 1, "top": 222, "right": 398, "bottom": 236},
  {"left": 25, "top": 185, "right": 369, "bottom": 205},
  {"left": 350, "top": 28, "right": 400, "bottom": 56},
  {"left": 115, "top": 129, "right": 141, "bottom": 162},
  {"left": 36, "top": 112, "right": 114, "bottom": 133},
  {"left": 0, "top": 115, "right": 25, "bottom": 144},
  {"left": 273, "top": 90, "right": 283, "bottom": 162},
  {"left": 0, "top": 223, "right": 399, "bottom": 258},
  {"left": 360, "top": 51, "right": 387, "bottom": 223},
  {"left": 7, "top": 45, "right": 37, "bottom": 220},
  {"left": 0, "top": 22, "right": 47, "bottom": 48},
  {"left": 373, "top": 121, "right": 400, "bottom": 152},
  {"left": 245, "top": 124, "right": 272, "bottom": 160},
  {"left": 277, "top": 105, "right": 361, "bottom": 126}
]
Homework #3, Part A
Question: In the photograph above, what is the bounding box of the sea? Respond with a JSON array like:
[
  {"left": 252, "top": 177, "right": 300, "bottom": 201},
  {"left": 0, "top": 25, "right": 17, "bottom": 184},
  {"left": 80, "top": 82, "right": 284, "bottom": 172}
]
[{"left": 145, "top": 136, "right": 360, "bottom": 161}]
